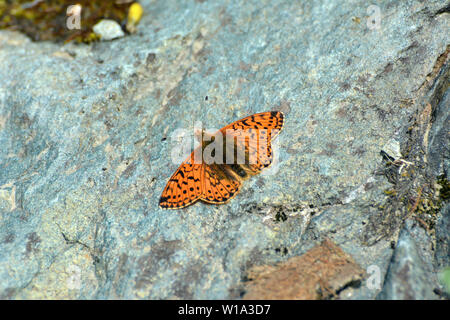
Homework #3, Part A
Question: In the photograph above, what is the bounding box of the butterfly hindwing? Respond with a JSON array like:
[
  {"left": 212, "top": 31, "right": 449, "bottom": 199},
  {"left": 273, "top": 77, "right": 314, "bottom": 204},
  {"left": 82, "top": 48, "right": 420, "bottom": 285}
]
[
  {"left": 159, "top": 151, "right": 203, "bottom": 209},
  {"left": 201, "top": 164, "right": 241, "bottom": 203}
]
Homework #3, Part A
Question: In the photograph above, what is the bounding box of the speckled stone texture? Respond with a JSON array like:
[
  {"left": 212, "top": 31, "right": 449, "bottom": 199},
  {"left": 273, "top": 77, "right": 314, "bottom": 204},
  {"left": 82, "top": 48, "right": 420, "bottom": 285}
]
[{"left": 0, "top": 0, "right": 448, "bottom": 299}]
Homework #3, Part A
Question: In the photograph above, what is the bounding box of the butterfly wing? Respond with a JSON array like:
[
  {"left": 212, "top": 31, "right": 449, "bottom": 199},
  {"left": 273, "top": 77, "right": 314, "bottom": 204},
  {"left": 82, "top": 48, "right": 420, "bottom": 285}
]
[
  {"left": 220, "top": 111, "right": 284, "bottom": 172},
  {"left": 159, "top": 150, "right": 203, "bottom": 209},
  {"left": 159, "top": 111, "right": 284, "bottom": 209},
  {"left": 201, "top": 164, "right": 241, "bottom": 204},
  {"left": 221, "top": 111, "right": 284, "bottom": 135}
]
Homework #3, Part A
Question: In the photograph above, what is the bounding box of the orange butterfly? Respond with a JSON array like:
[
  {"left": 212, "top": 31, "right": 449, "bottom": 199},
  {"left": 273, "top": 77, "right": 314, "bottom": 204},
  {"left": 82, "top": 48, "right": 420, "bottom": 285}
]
[{"left": 159, "top": 111, "right": 284, "bottom": 209}]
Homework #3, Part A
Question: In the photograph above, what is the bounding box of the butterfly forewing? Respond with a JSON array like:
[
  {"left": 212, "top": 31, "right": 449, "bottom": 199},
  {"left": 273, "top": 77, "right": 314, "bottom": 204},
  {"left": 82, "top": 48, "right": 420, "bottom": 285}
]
[{"left": 221, "top": 111, "right": 283, "bottom": 171}]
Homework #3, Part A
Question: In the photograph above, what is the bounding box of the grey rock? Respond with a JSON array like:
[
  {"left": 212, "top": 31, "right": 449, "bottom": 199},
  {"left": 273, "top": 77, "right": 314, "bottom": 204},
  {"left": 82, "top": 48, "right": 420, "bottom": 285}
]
[
  {"left": 381, "top": 138, "right": 402, "bottom": 162},
  {"left": 427, "top": 68, "right": 450, "bottom": 178},
  {"left": 426, "top": 49, "right": 450, "bottom": 292},
  {"left": 436, "top": 203, "right": 450, "bottom": 270},
  {"left": 0, "top": 0, "right": 448, "bottom": 299},
  {"left": 377, "top": 220, "right": 439, "bottom": 300}
]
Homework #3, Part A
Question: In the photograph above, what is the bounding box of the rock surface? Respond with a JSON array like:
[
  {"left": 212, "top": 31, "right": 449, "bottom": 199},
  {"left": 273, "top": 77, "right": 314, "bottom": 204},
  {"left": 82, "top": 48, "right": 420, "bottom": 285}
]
[
  {"left": 377, "top": 220, "right": 440, "bottom": 300},
  {"left": 0, "top": 0, "right": 448, "bottom": 299}
]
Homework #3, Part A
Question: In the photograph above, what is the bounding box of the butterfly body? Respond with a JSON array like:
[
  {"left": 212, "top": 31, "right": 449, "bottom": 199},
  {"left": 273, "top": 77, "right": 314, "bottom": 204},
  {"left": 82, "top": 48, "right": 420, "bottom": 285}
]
[{"left": 159, "top": 111, "right": 284, "bottom": 209}]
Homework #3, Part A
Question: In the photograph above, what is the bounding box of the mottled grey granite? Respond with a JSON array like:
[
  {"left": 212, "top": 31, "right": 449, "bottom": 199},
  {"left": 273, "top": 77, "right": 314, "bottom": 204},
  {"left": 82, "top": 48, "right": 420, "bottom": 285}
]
[
  {"left": 430, "top": 87, "right": 450, "bottom": 274},
  {"left": 436, "top": 204, "right": 450, "bottom": 271},
  {"left": 377, "top": 220, "right": 439, "bottom": 300},
  {"left": 0, "top": 0, "right": 448, "bottom": 299}
]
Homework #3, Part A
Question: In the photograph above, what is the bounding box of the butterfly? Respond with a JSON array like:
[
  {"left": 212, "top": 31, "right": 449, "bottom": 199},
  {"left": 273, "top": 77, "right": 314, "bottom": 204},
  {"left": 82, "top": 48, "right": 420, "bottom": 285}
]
[{"left": 159, "top": 111, "right": 284, "bottom": 209}]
